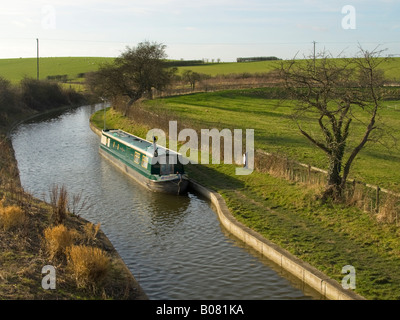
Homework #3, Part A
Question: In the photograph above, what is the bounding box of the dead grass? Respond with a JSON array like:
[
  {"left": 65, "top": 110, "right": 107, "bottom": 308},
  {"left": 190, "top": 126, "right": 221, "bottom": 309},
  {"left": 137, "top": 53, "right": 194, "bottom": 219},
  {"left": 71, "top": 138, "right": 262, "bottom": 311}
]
[
  {"left": 49, "top": 184, "right": 68, "bottom": 225},
  {"left": 66, "top": 245, "right": 110, "bottom": 291},
  {"left": 43, "top": 224, "right": 76, "bottom": 261},
  {"left": 83, "top": 222, "right": 101, "bottom": 245},
  {"left": 377, "top": 195, "right": 400, "bottom": 225},
  {"left": 0, "top": 197, "right": 26, "bottom": 231}
]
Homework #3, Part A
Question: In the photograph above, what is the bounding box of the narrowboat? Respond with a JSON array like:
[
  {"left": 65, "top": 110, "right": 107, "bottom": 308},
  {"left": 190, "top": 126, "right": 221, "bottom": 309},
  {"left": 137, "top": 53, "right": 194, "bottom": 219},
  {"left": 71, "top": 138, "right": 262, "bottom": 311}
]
[{"left": 99, "top": 129, "right": 189, "bottom": 195}]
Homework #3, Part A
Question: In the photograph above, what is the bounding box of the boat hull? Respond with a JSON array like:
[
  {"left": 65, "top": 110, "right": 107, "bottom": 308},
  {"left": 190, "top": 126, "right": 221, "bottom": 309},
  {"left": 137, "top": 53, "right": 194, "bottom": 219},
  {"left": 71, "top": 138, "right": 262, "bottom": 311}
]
[{"left": 99, "top": 147, "right": 189, "bottom": 195}]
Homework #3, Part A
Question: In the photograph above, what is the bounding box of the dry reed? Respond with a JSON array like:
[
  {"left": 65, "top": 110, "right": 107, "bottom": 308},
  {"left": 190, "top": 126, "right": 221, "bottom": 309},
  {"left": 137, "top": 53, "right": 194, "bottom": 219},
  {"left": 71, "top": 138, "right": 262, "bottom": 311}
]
[{"left": 49, "top": 184, "right": 68, "bottom": 225}]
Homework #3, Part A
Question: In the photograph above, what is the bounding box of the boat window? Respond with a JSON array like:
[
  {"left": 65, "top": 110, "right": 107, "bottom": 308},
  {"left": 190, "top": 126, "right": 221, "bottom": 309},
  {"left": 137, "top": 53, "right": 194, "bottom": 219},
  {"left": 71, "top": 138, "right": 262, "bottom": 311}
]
[
  {"left": 101, "top": 135, "right": 107, "bottom": 145},
  {"left": 141, "top": 156, "right": 148, "bottom": 169},
  {"left": 160, "top": 164, "right": 174, "bottom": 175},
  {"left": 134, "top": 152, "right": 141, "bottom": 164}
]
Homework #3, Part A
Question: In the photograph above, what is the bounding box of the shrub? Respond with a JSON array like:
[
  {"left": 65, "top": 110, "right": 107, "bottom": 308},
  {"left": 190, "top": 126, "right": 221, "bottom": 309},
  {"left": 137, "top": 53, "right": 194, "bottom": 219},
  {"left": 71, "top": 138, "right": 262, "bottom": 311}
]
[
  {"left": 67, "top": 245, "right": 110, "bottom": 290},
  {"left": 44, "top": 224, "right": 75, "bottom": 261},
  {"left": 20, "top": 78, "right": 70, "bottom": 111}
]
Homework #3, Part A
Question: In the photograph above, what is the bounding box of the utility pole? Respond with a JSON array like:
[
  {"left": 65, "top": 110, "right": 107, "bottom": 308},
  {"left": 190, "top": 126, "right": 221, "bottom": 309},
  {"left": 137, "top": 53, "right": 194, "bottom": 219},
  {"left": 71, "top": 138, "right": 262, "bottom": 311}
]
[{"left": 36, "top": 38, "right": 39, "bottom": 80}]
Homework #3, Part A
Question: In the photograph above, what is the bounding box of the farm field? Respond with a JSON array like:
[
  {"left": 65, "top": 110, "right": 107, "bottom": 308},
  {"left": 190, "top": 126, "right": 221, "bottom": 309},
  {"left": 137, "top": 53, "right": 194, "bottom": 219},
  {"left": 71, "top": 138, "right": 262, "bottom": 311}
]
[
  {"left": 176, "top": 57, "right": 400, "bottom": 81},
  {"left": 177, "top": 60, "right": 280, "bottom": 76},
  {"left": 0, "top": 57, "right": 114, "bottom": 83},
  {"left": 1, "top": 56, "right": 400, "bottom": 84}
]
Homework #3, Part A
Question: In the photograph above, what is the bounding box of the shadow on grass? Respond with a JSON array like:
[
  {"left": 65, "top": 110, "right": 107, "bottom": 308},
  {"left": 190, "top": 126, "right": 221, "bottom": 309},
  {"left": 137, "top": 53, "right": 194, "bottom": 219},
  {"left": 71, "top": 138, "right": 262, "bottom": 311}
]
[{"left": 186, "top": 163, "right": 245, "bottom": 192}]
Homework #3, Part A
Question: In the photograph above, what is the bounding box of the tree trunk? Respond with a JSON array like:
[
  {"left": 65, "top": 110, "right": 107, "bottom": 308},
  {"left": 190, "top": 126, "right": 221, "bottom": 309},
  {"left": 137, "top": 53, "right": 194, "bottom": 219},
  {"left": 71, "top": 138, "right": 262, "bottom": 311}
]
[{"left": 322, "top": 153, "right": 343, "bottom": 201}]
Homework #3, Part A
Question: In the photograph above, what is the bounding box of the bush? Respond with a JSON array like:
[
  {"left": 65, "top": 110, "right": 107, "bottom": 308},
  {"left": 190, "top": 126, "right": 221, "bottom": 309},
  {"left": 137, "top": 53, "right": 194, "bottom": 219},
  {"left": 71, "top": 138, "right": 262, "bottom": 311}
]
[
  {"left": 67, "top": 245, "right": 110, "bottom": 290},
  {"left": 44, "top": 224, "right": 76, "bottom": 261},
  {"left": 20, "top": 78, "right": 70, "bottom": 111}
]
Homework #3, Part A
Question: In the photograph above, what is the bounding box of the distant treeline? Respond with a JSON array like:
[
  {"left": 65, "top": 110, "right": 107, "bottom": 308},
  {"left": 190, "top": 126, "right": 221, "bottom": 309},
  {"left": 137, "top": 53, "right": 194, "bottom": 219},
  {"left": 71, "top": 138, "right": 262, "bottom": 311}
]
[
  {"left": 164, "top": 60, "right": 206, "bottom": 67},
  {"left": 47, "top": 73, "right": 88, "bottom": 81},
  {"left": 236, "top": 56, "right": 281, "bottom": 63},
  {"left": 0, "top": 77, "right": 87, "bottom": 129}
]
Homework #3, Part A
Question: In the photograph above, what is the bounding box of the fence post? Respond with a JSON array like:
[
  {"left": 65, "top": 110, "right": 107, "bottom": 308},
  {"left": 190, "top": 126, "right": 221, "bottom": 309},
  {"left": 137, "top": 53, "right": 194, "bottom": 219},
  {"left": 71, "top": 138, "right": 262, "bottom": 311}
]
[{"left": 376, "top": 186, "right": 380, "bottom": 213}]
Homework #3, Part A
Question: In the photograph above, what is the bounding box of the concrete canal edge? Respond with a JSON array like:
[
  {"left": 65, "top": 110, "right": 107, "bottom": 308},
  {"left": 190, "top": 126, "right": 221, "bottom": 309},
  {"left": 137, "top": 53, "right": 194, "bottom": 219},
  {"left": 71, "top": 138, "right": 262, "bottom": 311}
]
[
  {"left": 90, "top": 121, "right": 364, "bottom": 300},
  {"left": 189, "top": 180, "right": 366, "bottom": 300}
]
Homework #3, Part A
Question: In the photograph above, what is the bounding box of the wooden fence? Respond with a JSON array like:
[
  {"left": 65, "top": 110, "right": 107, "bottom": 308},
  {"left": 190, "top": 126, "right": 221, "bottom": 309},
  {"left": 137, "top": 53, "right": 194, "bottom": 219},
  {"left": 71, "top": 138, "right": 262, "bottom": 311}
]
[{"left": 255, "top": 149, "right": 400, "bottom": 222}]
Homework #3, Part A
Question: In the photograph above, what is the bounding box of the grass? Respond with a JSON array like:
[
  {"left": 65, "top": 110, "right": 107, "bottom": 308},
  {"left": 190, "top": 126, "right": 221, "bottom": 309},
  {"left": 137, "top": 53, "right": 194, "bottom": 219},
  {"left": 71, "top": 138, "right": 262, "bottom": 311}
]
[
  {"left": 184, "top": 163, "right": 400, "bottom": 300},
  {"left": 177, "top": 58, "right": 400, "bottom": 81},
  {"left": 142, "top": 89, "right": 400, "bottom": 193},
  {"left": 0, "top": 57, "right": 113, "bottom": 83},
  {"left": 90, "top": 91, "right": 400, "bottom": 299},
  {"left": 0, "top": 182, "right": 146, "bottom": 299},
  {"left": 1, "top": 56, "right": 399, "bottom": 85},
  {"left": 0, "top": 200, "right": 26, "bottom": 231},
  {"left": 177, "top": 60, "right": 280, "bottom": 76},
  {"left": 67, "top": 245, "right": 110, "bottom": 290},
  {"left": 44, "top": 224, "right": 76, "bottom": 261}
]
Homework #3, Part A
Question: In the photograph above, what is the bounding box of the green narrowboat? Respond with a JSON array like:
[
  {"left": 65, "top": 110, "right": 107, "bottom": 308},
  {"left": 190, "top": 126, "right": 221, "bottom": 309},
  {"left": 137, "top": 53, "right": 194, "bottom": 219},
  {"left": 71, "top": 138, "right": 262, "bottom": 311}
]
[{"left": 99, "top": 129, "right": 189, "bottom": 195}]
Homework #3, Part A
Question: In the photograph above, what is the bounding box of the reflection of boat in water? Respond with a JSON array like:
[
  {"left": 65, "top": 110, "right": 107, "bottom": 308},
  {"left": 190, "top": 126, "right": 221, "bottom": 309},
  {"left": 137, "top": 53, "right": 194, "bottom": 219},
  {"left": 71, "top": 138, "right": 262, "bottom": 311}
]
[{"left": 99, "top": 129, "right": 189, "bottom": 195}]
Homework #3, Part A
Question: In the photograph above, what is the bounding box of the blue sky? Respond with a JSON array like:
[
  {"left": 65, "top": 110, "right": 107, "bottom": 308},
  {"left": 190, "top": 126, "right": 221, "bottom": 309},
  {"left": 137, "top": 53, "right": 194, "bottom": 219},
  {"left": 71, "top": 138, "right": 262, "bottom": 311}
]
[{"left": 1, "top": 0, "right": 399, "bottom": 61}]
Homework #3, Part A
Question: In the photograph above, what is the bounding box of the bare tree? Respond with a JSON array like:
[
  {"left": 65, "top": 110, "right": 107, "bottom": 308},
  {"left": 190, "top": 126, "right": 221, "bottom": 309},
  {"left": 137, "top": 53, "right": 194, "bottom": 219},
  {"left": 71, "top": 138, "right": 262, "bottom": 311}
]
[
  {"left": 280, "top": 47, "right": 389, "bottom": 201},
  {"left": 182, "top": 70, "right": 205, "bottom": 91}
]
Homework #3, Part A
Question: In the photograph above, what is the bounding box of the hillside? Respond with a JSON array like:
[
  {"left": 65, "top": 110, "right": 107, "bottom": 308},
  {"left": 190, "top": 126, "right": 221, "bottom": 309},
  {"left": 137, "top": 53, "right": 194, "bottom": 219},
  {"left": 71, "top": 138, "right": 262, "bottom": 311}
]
[
  {"left": 0, "top": 57, "right": 114, "bottom": 83},
  {"left": 1, "top": 57, "right": 399, "bottom": 84}
]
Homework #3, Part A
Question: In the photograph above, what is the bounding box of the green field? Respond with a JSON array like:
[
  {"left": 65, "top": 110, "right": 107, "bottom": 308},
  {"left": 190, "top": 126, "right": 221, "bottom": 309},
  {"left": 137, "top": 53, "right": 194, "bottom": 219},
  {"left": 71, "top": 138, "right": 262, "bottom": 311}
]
[
  {"left": 1, "top": 56, "right": 399, "bottom": 84},
  {"left": 143, "top": 89, "right": 400, "bottom": 193},
  {"left": 0, "top": 57, "right": 114, "bottom": 83},
  {"left": 177, "top": 60, "right": 280, "bottom": 76},
  {"left": 177, "top": 57, "right": 400, "bottom": 81},
  {"left": 0, "top": 57, "right": 280, "bottom": 83}
]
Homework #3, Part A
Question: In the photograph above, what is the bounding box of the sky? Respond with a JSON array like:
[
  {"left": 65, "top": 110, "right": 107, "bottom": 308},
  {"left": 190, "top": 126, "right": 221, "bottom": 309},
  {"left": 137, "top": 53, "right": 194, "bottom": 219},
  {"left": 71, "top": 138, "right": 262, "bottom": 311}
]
[{"left": 0, "top": 0, "right": 399, "bottom": 61}]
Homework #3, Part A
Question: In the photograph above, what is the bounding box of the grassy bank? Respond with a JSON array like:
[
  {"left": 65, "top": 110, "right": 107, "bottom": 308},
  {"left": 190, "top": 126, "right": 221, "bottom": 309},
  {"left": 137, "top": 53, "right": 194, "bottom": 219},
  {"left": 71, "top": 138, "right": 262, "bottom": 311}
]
[
  {"left": 0, "top": 182, "right": 146, "bottom": 299},
  {"left": 91, "top": 96, "right": 400, "bottom": 300}
]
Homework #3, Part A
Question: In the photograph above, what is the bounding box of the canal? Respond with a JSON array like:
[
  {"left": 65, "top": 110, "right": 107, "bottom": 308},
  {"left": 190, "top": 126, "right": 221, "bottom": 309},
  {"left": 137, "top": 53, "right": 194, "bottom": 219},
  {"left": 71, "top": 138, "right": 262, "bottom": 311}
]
[{"left": 11, "top": 104, "right": 320, "bottom": 300}]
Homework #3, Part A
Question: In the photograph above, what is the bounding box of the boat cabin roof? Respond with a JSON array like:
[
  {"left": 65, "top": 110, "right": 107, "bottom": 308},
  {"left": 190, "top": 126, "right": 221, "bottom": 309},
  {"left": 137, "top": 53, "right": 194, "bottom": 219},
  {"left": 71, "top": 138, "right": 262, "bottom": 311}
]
[{"left": 102, "top": 129, "right": 180, "bottom": 158}]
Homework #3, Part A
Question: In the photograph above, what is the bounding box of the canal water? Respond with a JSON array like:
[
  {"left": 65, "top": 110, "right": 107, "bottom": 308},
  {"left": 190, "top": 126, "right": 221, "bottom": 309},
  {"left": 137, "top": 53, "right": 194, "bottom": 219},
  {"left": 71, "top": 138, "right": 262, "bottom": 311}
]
[{"left": 11, "top": 104, "right": 320, "bottom": 300}]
